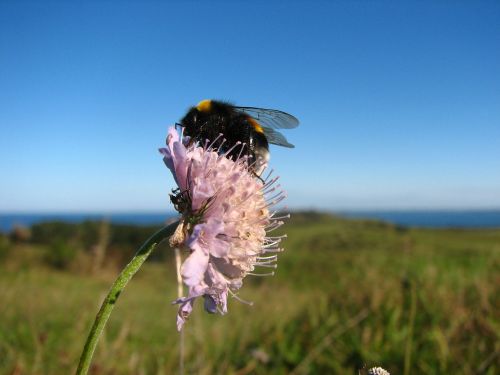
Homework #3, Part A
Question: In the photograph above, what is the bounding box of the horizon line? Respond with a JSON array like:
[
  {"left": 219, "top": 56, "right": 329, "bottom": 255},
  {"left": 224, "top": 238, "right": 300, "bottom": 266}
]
[{"left": 2, "top": 207, "right": 500, "bottom": 215}]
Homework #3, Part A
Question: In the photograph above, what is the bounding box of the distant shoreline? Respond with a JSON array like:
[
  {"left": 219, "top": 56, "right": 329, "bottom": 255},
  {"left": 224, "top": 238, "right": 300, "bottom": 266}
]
[
  {"left": 336, "top": 209, "right": 500, "bottom": 229},
  {"left": 2, "top": 210, "right": 500, "bottom": 232}
]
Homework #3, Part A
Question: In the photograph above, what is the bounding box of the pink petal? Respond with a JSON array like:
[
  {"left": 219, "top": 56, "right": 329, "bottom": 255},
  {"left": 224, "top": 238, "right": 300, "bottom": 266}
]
[
  {"left": 203, "top": 295, "right": 217, "bottom": 314},
  {"left": 176, "top": 299, "right": 194, "bottom": 331},
  {"left": 181, "top": 250, "right": 209, "bottom": 287}
]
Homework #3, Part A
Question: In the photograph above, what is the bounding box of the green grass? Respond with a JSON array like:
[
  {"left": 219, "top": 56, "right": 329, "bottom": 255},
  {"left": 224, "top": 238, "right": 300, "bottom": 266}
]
[{"left": 0, "top": 213, "right": 499, "bottom": 374}]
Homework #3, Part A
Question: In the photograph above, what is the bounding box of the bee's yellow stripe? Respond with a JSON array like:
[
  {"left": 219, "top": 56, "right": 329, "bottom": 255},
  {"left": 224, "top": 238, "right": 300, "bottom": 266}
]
[
  {"left": 196, "top": 99, "right": 212, "bottom": 112},
  {"left": 247, "top": 117, "right": 264, "bottom": 134}
]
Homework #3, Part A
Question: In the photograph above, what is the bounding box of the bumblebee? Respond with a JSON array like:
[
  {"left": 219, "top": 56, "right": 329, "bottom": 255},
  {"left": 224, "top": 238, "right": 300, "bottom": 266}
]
[{"left": 178, "top": 99, "right": 299, "bottom": 175}]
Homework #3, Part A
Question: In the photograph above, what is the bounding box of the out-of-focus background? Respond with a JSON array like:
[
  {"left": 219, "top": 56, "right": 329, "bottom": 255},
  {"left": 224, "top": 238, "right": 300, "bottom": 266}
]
[{"left": 0, "top": 1, "right": 499, "bottom": 374}]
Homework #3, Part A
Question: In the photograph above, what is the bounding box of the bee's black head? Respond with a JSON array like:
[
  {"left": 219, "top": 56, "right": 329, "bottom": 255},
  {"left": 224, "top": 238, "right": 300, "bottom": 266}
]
[
  {"left": 179, "top": 107, "right": 198, "bottom": 131},
  {"left": 179, "top": 99, "right": 214, "bottom": 137}
]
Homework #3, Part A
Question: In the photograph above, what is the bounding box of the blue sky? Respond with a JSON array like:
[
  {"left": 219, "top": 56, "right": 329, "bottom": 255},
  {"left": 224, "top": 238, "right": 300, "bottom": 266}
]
[{"left": 1, "top": 1, "right": 499, "bottom": 212}]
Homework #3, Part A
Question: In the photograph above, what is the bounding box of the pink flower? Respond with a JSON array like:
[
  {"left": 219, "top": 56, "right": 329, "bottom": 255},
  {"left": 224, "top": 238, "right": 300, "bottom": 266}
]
[{"left": 159, "top": 127, "right": 287, "bottom": 330}]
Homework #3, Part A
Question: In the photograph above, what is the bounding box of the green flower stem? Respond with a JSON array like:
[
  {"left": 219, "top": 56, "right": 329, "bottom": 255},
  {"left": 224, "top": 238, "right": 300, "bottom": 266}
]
[{"left": 76, "top": 221, "right": 180, "bottom": 375}]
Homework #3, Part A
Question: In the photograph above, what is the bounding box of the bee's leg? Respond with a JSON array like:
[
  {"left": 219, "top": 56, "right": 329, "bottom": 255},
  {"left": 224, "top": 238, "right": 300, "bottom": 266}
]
[{"left": 254, "top": 172, "right": 265, "bottom": 184}]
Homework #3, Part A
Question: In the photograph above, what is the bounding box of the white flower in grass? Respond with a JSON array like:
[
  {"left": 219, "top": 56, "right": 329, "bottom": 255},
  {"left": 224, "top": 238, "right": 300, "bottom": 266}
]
[
  {"left": 159, "top": 127, "right": 287, "bottom": 330},
  {"left": 368, "top": 367, "right": 390, "bottom": 375}
]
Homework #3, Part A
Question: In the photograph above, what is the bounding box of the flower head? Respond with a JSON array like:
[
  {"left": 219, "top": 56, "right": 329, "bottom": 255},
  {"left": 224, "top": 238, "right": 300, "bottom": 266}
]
[
  {"left": 368, "top": 367, "right": 390, "bottom": 375},
  {"left": 159, "top": 127, "right": 287, "bottom": 330}
]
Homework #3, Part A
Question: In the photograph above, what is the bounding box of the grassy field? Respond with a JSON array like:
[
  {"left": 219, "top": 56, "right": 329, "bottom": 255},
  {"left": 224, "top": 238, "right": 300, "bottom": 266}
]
[{"left": 0, "top": 212, "right": 499, "bottom": 374}]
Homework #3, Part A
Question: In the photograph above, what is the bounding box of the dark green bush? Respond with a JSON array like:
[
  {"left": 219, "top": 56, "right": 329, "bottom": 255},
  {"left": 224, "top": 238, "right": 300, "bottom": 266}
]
[
  {"left": 44, "top": 240, "right": 77, "bottom": 269},
  {"left": 0, "top": 235, "right": 10, "bottom": 261},
  {"left": 31, "top": 222, "right": 75, "bottom": 244}
]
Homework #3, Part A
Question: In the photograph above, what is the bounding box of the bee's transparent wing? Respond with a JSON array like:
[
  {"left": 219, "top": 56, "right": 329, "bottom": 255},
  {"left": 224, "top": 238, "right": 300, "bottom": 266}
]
[
  {"left": 261, "top": 126, "right": 294, "bottom": 148},
  {"left": 234, "top": 106, "right": 299, "bottom": 130}
]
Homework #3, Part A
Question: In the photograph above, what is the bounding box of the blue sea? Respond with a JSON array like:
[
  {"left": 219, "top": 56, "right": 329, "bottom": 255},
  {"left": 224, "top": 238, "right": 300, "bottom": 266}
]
[
  {"left": 337, "top": 210, "right": 500, "bottom": 229},
  {"left": 1, "top": 210, "right": 500, "bottom": 232}
]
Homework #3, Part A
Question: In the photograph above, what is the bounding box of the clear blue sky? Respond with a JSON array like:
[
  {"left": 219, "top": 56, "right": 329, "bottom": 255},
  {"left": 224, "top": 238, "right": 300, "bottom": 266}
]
[{"left": 1, "top": 1, "right": 499, "bottom": 212}]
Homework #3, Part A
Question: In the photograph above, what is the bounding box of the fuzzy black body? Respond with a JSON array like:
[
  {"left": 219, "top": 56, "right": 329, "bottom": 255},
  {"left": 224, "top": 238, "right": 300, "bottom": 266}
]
[{"left": 180, "top": 100, "right": 270, "bottom": 173}]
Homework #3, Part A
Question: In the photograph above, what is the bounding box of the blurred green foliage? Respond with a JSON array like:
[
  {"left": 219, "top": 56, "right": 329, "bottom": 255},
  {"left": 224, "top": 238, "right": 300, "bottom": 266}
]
[
  {"left": 44, "top": 240, "right": 77, "bottom": 270},
  {"left": 0, "top": 212, "right": 498, "bottom": 374},
  {"left": 31, "top": 221, "right": 160, "bottom": 250},
  {"left": 0, "top": 234, "right": 10, "bottom": 261},
  {"left": 30, "top": 221, "right": 169, "bottom": 264}
]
